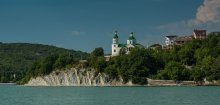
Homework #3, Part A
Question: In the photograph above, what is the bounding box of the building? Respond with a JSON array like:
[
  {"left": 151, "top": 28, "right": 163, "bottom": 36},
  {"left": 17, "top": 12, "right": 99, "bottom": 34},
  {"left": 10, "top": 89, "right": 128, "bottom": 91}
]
[
  {"left": 193, "top": 29, "right": 206, "bottom": 40},
  {"left": 149, "top": 44, "right": 162, "bottom": 50},
  {"left": 164, "top": 29, "right": 207, "bottom": 48},
  {"left": 175, "top": 29, "right": 206, "bottom": 45},
  {"left": 164, "top": 35, "right": 177, "bottom": 49},
  {"left": 111, "top": 31, "right": 143, "bottom": 56},
  {"left": 175, "top": 35, "right": 194, "bottom": 45},
  {"left": 165, "top": 35, "right": 177, "bottom": 46}
]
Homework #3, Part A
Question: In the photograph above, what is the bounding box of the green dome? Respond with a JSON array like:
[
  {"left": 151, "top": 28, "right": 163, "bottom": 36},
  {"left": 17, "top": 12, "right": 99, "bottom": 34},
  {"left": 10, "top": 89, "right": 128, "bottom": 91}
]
[
  {"left": 113, "top": 34, "right": 118, "bottom": 39},
  {"left": 113, "top": 31, "right": 118, "bottom": 39},
  {"left": 128, "top": 36, "right": 135, "bottom": 40},
  {"left": 128, "top": 32, "right": 135, "bottom": 40}
]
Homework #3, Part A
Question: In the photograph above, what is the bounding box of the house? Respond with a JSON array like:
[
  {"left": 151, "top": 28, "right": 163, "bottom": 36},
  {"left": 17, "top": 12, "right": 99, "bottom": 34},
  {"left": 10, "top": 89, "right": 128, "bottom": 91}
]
[
  {"left": 111, "top": 31, "right": 144, "bottom": 56},
  {"left": 175, "top": 35, "right": 194, "bottom": 45},
  {"left": 175, "top": 29, "right": 206, "bottom": 45},
  {"left": 165, "top": 35, "right": 177, "bottom": 46},
  {"left": 193, "top": 29, "right": 206, "bottom": 40},
  {"left": 149, "top": 44, "right": 162, "bottom": 50},
  {"left": 164, "top": 29, "right": 207, "bottom": 48},
  {"left": 164, "top": 35, "right": 177, "bottom": 49}
]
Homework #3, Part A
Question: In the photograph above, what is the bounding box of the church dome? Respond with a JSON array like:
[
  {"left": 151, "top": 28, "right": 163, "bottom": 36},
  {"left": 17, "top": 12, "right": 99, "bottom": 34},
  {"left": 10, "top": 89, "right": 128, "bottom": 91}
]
[
  {"left": 113, "top": 34, "right": 118, "bottom": 38},
  {"left": 128, "top": 32, "right": 135, "bottom": 40},
  {"left": 113, "top": 31, "right": 119, "bottom": 39}
]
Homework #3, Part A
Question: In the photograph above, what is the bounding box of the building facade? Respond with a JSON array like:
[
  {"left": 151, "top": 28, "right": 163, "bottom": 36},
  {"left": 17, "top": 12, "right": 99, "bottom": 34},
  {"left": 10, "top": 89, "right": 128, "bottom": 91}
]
[
  {"left": 165, "top": 35, "right": 177, "bottom": 46},
  {"left": 164, "top": 29, "right": 207, "bottom": 48},
  {"left": 193, "top": 29, "right": 206, "bottom": 40},
  {"left": 111, "top": 31, "right": 143, "bottom": 56}
]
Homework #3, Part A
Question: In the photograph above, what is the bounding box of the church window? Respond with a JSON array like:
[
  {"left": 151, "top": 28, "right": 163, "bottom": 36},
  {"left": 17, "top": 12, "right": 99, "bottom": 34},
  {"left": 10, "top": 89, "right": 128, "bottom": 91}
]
[{"left": 114, "top": 49, "right": 116, "bottom": 52}]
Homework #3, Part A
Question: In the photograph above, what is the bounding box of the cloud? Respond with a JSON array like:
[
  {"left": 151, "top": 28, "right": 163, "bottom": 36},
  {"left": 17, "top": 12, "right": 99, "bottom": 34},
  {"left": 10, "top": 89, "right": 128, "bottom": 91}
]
[
  {"left": 158, "top": 20, "right": 194, "bottom": 35},
  {"left": 196, "top": 0, "right": 220, "bottom": 23},
  {"left": 71, "top": 31, "right": 85, "bottom": 36},
  {"left": 157, "top": 0, "right": 220, "bottom": 34}
]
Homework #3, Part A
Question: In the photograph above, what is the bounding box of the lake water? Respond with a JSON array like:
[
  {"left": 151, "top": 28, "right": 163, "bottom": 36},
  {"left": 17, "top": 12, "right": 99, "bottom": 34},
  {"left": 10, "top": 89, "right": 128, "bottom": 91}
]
[{"left": 0, "top": 84, "right": 220, "bottom": 105}]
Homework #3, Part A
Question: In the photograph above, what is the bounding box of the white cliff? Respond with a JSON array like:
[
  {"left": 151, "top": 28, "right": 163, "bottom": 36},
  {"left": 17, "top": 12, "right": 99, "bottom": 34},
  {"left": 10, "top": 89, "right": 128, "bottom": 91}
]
[{"left": 25, "top": 68, "right": 134, "bottom": 86}]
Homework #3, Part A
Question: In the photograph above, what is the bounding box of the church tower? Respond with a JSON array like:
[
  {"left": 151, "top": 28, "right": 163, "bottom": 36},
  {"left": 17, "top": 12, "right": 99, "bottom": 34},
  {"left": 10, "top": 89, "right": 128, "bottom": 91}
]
[
  {"left": 112, "top": 31, "right": 121, "bottom": 56},
  {"left": 127, "top": 32, "right": 136, "bottom": 45},
  {"left": 113, "top": 31, "right": 119, "bottom": 44},
  {"left": 126, "top": 32, "right": 136, "bottom": 54}
]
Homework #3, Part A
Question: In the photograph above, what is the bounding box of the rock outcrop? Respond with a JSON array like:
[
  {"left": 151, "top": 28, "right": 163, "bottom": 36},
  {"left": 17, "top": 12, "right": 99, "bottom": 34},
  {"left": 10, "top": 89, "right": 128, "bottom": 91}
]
[{"left": 25, "top": 68, "right": 133, "bottom": 86}]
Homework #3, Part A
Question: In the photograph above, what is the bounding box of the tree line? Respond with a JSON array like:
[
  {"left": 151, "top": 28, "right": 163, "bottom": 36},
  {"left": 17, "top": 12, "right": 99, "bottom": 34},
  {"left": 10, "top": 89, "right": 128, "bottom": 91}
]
[
  {"left": 88, "top": 32, "right": 220, "bottom": 84},
  {"left": 18, "top": 32, "right": 220, "bottom": 85}
]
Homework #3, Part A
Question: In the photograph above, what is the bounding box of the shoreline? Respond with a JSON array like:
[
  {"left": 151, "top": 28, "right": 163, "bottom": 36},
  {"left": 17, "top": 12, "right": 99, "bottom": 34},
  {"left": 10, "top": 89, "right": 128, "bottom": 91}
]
[
  {"left": 0, "top": 83, "right": 16, "bottom": 85},
  {"left": 19, "top": 83, "right": 220, "bottom": 87},
  {"left": 2, "top": 78, "right": 220, "bottom": 87},
  {"left": 0, "top": 83, "right": 219, "bottom": 87}
]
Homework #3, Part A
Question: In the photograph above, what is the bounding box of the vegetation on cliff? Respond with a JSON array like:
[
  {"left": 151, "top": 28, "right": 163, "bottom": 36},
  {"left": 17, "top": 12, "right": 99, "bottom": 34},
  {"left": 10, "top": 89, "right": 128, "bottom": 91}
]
[
  {"left": 0, "top": 43, "right": 88, "bottom": 83},
  {"left": 88, "top": 32, "right": 220, "bottom": 84},
  {"left": 5, "top": 32, "right": 220, "bottom": 85}
]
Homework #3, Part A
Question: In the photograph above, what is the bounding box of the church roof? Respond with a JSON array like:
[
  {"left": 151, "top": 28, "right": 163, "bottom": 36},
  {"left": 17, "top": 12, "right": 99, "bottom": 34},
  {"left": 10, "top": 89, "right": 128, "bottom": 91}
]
[
  {"left": 113, "top": 34, "right": 118, "bottom": 39},
  {"left": 166, "top": 35, "right": 177, "bottom": 39},
  {"left": 129, "top": 35, "right": 135, "bottom": 40},
  {"left": 128, "top": 32, "right": 136, "bottom": 40},
  {"left": 118, "top": 44, "right": 127, "bottom": 47},
  {"left": 113, "top": 31, "right": 118, "bottom": 39}
]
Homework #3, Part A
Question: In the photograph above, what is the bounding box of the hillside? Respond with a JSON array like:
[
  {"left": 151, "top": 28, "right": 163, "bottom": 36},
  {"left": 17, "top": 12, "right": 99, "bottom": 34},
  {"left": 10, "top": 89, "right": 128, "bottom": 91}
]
[
  {"left": 22, "top": 32, "right": 220, "bottom": 86},
  {"left": 88, "top": 32, "right": 220, "bottom": 85},
  {"left": 0, "top": 43, "right": 88, "bottom": 83}
]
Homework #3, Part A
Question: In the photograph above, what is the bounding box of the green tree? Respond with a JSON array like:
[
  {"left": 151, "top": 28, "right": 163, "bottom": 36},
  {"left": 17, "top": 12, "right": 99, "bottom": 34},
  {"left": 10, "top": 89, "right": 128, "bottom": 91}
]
[
  {"left": 190, "top": 66, "right": 205, "bottom": 82},
  {"left": 199, "top": 56, "right": 214, "bottom": 81},
  {"left": 119, "top": 47, "right": 127, "bottom": 56},
  {"left": 157, "top": 70, "right": 169, "bottom": 80},
  {"left": 178, "top": 47, "right": 195, "bottom": 66},
  {"left": 104, "top": 65, "right": 118, "bottom": 79},
  {"left": 209, "top": 56, "right": 220, "bottom": 80},
  {"left": 94, "top": 57, "right": 107, "bottom": 73},
  {"left": 194, "top": 48, "right": 209, "bottom": 62},
  {"left": 163, "top": 61, "right": 189, "bottom": 81},
  {"left": 91, "top": 47, "right": 104, "bottom": 57}
]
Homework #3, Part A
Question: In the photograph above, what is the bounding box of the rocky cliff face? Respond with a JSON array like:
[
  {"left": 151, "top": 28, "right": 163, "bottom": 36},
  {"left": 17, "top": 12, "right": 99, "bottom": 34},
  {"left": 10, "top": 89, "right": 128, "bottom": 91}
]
[{"left": 25, "top": 68, "right": 133, "bottom": 86}]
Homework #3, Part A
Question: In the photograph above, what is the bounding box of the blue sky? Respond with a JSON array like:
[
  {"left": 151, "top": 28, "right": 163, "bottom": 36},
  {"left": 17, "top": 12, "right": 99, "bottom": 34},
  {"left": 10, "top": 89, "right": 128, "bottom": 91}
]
[{"left": 0, "top": 0, "right": 219, "bottom": 53}]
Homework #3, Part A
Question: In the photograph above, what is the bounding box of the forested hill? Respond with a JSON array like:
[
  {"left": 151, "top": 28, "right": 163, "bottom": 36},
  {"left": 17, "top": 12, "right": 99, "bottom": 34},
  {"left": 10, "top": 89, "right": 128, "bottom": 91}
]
[
  {"left": 86, "top": 32, "right": 220, "bottom": 85},
  {"left": 0, "top": 43, "right": 88, "bottom": 83},
  {"left": 22, "top": 32, "right": 220, "bottom": 85}
]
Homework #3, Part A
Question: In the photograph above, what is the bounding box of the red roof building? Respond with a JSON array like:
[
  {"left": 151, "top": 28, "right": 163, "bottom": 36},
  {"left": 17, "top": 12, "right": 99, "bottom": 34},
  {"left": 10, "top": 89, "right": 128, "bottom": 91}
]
[
  {"left": 175, "top": 35, "right": 194, "bottom": 45},
  {"left": 193, "top": 29, "right": 206, "bottom": 40}
]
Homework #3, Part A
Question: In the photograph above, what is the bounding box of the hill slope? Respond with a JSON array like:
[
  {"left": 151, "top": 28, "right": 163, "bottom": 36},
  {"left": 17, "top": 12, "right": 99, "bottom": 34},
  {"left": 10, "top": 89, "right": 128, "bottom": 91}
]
[{"left": 0, "top": 43, "right": 88, "bottom": 83}]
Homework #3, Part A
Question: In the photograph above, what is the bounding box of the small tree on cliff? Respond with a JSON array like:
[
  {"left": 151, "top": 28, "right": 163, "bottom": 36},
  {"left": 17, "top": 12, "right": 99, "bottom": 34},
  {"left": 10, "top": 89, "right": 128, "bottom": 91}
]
[
  {"left": 89, "top": 47, "right": 106, "bottom": 72},
  {"left": 91, "top": 47, "right": 104, "bottom": 57}
]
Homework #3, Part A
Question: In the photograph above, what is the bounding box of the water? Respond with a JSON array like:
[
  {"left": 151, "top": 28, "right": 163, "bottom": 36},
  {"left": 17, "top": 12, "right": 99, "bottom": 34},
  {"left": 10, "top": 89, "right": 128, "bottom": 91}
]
[{"left": 0, "top": 84, "right": 220, "bottom": 105}]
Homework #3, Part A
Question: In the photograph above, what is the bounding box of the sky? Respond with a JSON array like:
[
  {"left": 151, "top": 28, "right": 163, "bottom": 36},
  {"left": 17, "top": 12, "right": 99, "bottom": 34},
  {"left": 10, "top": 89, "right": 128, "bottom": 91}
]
[{"left": 0, "top": 0, "right": 220, "bottom": 53}]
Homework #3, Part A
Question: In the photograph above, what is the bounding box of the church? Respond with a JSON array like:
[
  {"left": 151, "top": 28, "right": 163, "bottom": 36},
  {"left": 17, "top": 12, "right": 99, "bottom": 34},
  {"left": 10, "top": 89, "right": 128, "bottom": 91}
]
[{"left": 111, "top": 31, "right": 144, "bottom": 56}]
